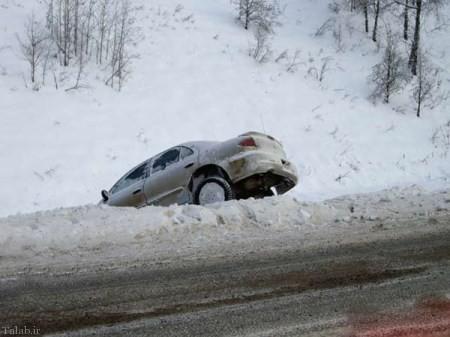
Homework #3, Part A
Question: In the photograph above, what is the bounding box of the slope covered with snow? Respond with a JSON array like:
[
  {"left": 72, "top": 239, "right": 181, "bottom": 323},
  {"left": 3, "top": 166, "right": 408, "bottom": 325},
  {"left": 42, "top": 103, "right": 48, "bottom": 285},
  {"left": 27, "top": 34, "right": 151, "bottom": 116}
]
[{"left": 1, "top": 0, "right": 449, "bottom": 216}]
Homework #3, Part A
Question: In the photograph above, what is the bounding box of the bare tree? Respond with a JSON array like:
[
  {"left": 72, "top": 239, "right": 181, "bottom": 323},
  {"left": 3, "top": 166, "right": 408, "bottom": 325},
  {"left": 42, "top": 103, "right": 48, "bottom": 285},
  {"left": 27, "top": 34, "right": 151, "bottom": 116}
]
[
  {"left": 45, "top": 0, "right": 55, "bottom": 36},
  {"left": 46, "top": 0, "right": 72, "bottom": 66},
  {"left": 400, "top": 0, "right": 443, "bottom": 75},
  {"left": 73, "top": 0, "right": 79, "bottom": 56},
  {"left": 236, "top": 0, "right": 257, "bottom": 30},
  {"left": 17, "top": 13, "right": 48, "bottom": 84},
  {"left": 350, "top": 0, "right": 370, "bottom": 33},
  {"left": 372, "top": 0, "right": 381, "bottom": 42},
  {"left": 319, "top": 57, "right": 332, "bottom": 82},
  {"left": 349, "top": 0, "right": 398, "bottom": 41},
  {"left": 432, "top": 121, "right": 450, "bottom": 157},
  {"left": 306, "top": 57, "right": 332, "bottom": 82},
  {"left": 403, "top": 0, "right": 409, "bottom": 40},
  {"left": 66, "top": 22, "right": 86, "bottom": 91},
  {"left": 234, "top": 0, "right": 280, "bottom": 33},
  {"left": 249, "top": 24, "right": 272, "bottom": 63},
  {"left": 41, "top": 39, "right": 56, "bottom": 85},
  {"left": 97, "top": 0, "right": 110, "bottom": 64},
  {"left": 408, "top": 0, "right": 421, "bottom": 75},
  {"left": 363, "top": 0, "right": 369, "bottom": 33},
  {"left": 328, "top": 1, "right": 341, "bottom": 13},
  {"left": 370, "top": 32, "right": 407, "bottom": 103},
  {"left": 106, "top": 0, "right": 135, "bottom": 90},
  {"left": 285, "top": 50, "right": 302, "bottom": 73},
  {"left": 333, "top": 22, "right": 345, "bottom": 52},
  {"left": 62, "top": 0, "right": 71, "bottom": 66},
  {"left": 314, "top": 18, "right": 335, "bottom": 37},
  {"left": 84, "top": 0, "right": 95, "bottom": 57},
  {"left": 412, "top": 52, "right": 440, "bottom": 117},
  {"left": 350, "top": 0, "right": 357, "bottom": 11},
  {"left": 25, "top": 0, "right": 138, "bottom": 90}
]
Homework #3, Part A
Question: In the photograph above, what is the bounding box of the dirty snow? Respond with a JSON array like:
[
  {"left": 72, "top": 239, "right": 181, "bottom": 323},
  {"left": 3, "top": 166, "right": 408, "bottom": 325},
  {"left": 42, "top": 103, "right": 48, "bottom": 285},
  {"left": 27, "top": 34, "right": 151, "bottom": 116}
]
[{"left": 1, "top": 186, "right": 448, "bottom": 277}]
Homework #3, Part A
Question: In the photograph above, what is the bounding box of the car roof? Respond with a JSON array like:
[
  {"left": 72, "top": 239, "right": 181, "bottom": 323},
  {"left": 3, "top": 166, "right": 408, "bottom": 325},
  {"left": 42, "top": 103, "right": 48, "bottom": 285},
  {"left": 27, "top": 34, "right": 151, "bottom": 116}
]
[{"left": 179, "top": 141, "right": 219, "bottom": 151}]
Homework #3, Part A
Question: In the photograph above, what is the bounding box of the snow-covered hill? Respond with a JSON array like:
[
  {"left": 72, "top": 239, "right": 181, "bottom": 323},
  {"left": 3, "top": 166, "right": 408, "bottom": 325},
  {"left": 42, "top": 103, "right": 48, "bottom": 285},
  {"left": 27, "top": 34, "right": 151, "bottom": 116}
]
[{"left": 1, "top": 0, "right": 449, "bottom": 217}]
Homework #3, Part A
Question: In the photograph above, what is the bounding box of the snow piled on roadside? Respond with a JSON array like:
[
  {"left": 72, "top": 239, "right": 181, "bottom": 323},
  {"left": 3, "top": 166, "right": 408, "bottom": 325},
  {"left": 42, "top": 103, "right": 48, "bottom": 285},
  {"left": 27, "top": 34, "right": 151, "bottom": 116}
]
[
  {"left": 1, "top": 187, "right": 448, "bottom": 276},
  {"left": 0, "top": 196, "right": 309, "bottom": 257}
]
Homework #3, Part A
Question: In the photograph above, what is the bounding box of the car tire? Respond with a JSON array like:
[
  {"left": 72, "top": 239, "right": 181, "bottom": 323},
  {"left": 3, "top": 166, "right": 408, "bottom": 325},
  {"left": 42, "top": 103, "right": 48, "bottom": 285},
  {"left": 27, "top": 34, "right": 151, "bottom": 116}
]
[{"left": 194, "top": 176, "right": 234, "bottom": 205}]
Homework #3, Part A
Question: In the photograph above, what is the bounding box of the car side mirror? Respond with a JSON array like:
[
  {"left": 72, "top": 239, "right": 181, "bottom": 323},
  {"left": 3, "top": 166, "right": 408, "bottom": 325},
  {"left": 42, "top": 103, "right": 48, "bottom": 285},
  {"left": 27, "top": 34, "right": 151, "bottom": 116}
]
[{"left": 101, "top": 190, "right": 110, "bottom": 202}]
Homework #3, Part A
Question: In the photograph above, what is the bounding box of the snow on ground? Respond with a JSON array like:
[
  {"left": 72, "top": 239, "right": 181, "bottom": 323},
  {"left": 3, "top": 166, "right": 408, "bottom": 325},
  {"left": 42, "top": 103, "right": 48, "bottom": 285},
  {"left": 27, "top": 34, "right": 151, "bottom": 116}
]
[
  {"left": 1, "top": 186, "right": 449, "bottom": 277},
  {"left": 1, "top": 0, "right": 450, "bottom": 217}
]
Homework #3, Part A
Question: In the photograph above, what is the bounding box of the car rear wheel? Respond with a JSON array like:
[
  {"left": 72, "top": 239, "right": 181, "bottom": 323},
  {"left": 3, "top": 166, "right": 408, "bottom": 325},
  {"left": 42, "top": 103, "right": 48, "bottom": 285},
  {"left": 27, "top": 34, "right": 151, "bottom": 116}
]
[{"left": 194, "top": 176, "right": 234, "bottom": 205}]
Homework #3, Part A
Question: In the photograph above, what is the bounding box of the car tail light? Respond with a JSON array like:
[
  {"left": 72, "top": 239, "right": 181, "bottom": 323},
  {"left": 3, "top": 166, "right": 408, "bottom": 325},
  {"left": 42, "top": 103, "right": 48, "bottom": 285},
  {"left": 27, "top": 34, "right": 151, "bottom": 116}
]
[{"left": 239, "top": 137, "right": 257, "bottom": 148}]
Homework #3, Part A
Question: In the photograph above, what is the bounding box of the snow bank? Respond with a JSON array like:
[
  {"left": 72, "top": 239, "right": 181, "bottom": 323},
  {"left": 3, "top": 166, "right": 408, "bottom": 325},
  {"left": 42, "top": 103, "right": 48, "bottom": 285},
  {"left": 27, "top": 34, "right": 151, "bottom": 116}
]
[
  {"left": 0, "top": 196, "right": 308, "bottom": 257},
  {"left": 1, "top": 187, "right": 448, "bottom": 277}
]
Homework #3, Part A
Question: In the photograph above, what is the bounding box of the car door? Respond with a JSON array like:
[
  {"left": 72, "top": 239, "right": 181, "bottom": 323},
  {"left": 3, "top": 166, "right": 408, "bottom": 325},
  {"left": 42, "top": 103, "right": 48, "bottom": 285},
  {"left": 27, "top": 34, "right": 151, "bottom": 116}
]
[
  {"left": 108, "top": 161, "right": 149, "bottom": 207},
  {"left": 144, "top": 146, "right": 197, "bottom": 206}
]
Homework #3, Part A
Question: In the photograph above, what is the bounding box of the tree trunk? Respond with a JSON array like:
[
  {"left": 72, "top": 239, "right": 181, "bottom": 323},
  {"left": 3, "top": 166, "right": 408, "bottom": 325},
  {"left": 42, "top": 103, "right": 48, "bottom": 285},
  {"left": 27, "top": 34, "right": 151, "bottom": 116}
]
[
  {"left": 47, "top": 0, "right": 54, "bottom": 38},
  {"left": 416, "top": 59, "right": 423, "bottom": 117},
  {"left": 417, "top": 96, "right": 421, "bottom": 117},
  {"left": 99, "top": 1, "right": 107, "bottom": 64},
  {"left": 74, "top": 0, "right": 79, "bottom": 56},
  {"left": 409, "top": 0, "right": 421, "bottom": 76},
  {"left": 364, "top": 2, "right": 369, "bottom": 33},
  {"left": 86, "top": 4, "right": 92, "bottom": 56},
  {"left": 57, "top": 1, "right": 62, "bottom": 64},
  {"left": 403, "top": 0, "right": 409, "bottom": 40},
  {"left": 31, "top": 46, "right": 36, "bottom": 83},
  {"left": 416, "top": 80, "right": 422, "bottom": 117},
  {"left": 372, "top": 0, "right": 380, "bottom": 42},
  {"left": 385, "top": 59, "right": 391, "bottom": 103},
  {"left": 244, "top": 7, "right": 249, "bottom": 30},
  {"left": 63, "top": 0, "right": 70, "bottom": 66}
]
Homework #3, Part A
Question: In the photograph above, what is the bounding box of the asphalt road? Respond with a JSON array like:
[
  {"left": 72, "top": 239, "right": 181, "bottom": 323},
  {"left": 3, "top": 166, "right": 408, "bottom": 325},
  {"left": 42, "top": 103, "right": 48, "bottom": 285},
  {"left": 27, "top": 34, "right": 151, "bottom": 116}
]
[{"left": 1, "top": 220, "right": 449, "bottom": 337}]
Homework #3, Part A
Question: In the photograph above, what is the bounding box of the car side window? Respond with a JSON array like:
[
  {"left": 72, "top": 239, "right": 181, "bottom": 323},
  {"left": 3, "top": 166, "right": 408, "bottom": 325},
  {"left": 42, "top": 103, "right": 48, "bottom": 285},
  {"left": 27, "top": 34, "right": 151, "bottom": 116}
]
[
  {"left": 111, "top": 162, "right": 148, "bottom": 194},
  {"left": 180, "top": 146, "right": 194, "bottom": 160},
  {"left": 152, "top": 148, "right": 180, "bottom": 173}
]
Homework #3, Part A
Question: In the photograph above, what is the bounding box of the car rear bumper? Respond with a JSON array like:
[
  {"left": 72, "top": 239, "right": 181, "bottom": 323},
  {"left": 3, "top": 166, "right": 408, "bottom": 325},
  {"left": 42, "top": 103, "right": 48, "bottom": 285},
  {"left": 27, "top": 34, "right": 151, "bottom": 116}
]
[{"left": 227, "top": 152, "right": 298, "bottom": 190}]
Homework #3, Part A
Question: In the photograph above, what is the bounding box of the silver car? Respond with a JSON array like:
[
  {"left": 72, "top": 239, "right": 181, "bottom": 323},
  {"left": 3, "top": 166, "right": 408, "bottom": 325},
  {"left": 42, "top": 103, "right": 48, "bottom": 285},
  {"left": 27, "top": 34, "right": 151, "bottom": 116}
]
[{"left": 101, "top": 132, "right": 298, "bottom": 207}]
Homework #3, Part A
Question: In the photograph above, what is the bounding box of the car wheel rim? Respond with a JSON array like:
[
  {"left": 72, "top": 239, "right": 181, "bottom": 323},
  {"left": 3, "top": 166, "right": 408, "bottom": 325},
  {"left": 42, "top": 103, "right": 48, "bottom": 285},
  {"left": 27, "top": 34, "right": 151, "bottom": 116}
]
[{"left": 198, "top": 182, "right": 226, "bottom": 205}]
